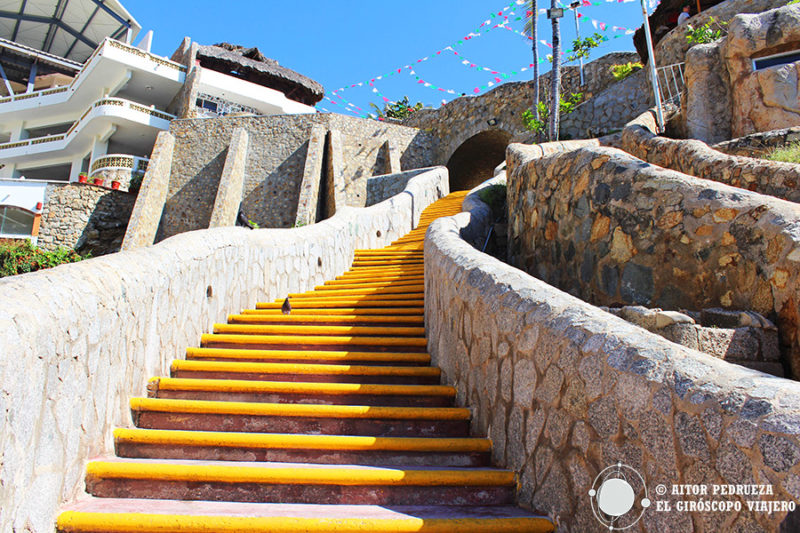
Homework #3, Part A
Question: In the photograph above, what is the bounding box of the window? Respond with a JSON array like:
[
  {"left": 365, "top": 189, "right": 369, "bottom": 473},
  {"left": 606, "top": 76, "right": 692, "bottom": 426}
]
[
  {"left": 753, "top": 50, "right": 800, "bottom": 71},
  {"left": 0, "top": 206, "right": 34, "bottom": 236}
]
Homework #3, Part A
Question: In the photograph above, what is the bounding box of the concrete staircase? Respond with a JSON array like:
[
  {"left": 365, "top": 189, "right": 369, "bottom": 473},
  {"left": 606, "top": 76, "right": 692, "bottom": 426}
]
[{"left": 57, "top": 191, "right": 554, "bottom": 532}]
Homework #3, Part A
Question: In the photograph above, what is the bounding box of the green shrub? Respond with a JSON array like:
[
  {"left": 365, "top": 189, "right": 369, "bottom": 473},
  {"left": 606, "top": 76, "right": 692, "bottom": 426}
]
[
  {"left": 766, "top": 142, "right": 800, "bottom": 164},
  {"left": 0, "top": 240, "right": 87, "bottom": 278},
  {"left": 686, "top": 17, "right": 728, "bottom": 44},
  {"left": 128, "top": 173, "right": 144, "bottom": 193},
  {"left": 611, "top": 62, "right": 643, "bottom": 81},
  {"left": 370, "top": 96, "right": 424, "bottom": 120},
  {"left": 478, "top": 184, "right": 507, "bottom": 219},
  {"left": 522, "top": 93, "right": 584, "bottom": 135}
]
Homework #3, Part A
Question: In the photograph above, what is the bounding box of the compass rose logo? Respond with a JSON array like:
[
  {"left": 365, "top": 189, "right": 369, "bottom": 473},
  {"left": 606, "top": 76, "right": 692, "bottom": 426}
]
[{"left": 588, "top": 462, "right": 651, "bottom": 530}]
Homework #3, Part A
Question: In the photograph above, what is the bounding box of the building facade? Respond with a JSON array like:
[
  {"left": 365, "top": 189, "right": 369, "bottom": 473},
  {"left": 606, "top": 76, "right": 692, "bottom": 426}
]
[{"left": 0, "top": 0, "right": 322, "bottom": 244}]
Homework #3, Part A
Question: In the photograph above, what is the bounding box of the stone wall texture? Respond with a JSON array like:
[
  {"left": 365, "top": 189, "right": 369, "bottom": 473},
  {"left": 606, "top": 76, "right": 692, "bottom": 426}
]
[
  {"left": 402, "top": 52, "right": 642, "bottom": 163},
  {"left": 426, "top": 183, "right": 800, "bottom": 532},
  {"left": 714, "top": 126, "right": 800, "bottom": 158},
  {"left": 559, "top": 68, "right": 653, "bottom": 140},
  {"left": 38, "top": 183, "right": 135, "bottom": 256},
  {"left": 0, "top": 167, "right": 448, "bottom": 533},
  {"left": 621, "top": 109, "right": 800, "bottom": 203},
  {"left": 506, "top": 142, "right": 800, "bottom": 379},
  {"left": 160, "top": 113, "right": 436, "bottom": 240},
  {"left": 724, "top": 5, "right": 800, "bottom": 138},
  {"left": 366, "top": 168, "right": 436, "bottom": 206},
  {"left": 680, "top": 5, "right": 800, "bottom": 142},
  {"left": 651, "top": 0, "right": 786, "bottom": 69}
]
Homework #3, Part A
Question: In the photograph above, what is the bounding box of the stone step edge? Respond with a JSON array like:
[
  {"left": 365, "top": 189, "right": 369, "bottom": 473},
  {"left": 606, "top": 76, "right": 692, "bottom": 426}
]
[
  {"left": 148, "top": 377, "right": 455, "bottom": 396},
  {"left": 114, "top": 428, "right": 491, "bottom": 452},
  {"left": 130, "top": 397, "right": 470, "bottom": 420}
]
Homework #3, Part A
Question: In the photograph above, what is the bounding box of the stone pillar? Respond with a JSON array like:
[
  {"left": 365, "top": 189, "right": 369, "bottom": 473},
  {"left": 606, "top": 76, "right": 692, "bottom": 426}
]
[
  {"left": 68, "top": 155, "right": 85, "bottom": 183},
  {"left": 324, "top": 129, "right": 346, "bottom": 218},
  {"left": 385, "top": 139, "right": 402, "bottom": 175},
  {"left": 683, "top": 43, "right": 732, "bottom": 144},
  {"left": 208, "top": 128, "right": 249, "bottom": 228},
  {"left": 120, "top": 131, "right": 175, "bottom": 250},
  {"left": 295, "top": 124, "right": 327, "bottom": 227}
]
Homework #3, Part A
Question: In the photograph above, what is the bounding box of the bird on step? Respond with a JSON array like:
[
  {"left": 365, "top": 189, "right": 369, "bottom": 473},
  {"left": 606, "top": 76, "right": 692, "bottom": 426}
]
[{"left": 281, "top": 297, "right": 292, "bottom": 315}]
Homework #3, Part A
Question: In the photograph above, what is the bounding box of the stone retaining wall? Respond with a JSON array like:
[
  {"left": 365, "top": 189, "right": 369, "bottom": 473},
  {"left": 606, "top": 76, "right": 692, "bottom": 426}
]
[
  {"left": 714, "top": 127, "right": 800, "bottom": 158},
  {"left": 38, "top": 183, "right": 135, "bottom": 256},
  {"left": 0, "top": 167, "right": 448, "bottom": 532},
  {"left": 506, "top": 143, "right": 800, "bottom": 379},
  {"left": 160, "top": 114, "right": 436, "bottom": 240},
  {"left": 621, "top": 109, "right": 800, "bottom": 203},
  {"left": 425, "top": 183, "right": 800, "bottom": 532},
  {"left": 402, "top": 52, "right": 641, "bottom": 162}
]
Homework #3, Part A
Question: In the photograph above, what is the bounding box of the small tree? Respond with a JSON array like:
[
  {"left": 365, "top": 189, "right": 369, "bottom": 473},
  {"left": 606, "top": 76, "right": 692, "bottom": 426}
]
[
  {"left": 370, "top": 96, "right": 423, "bottom": 119},
  {"left": 567, "top": 32, "right": 604, "bottom": 63}
]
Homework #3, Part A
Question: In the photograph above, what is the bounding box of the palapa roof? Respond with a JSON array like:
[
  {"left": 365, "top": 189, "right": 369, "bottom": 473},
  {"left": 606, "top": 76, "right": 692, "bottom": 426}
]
[{"left": 197, "top": 43, "right": 324, "bottom": 106}]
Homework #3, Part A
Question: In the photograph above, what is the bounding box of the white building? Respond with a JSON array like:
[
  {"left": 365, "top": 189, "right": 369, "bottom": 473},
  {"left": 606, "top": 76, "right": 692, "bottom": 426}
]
[{"left": 0, "top": 0, "right": 322, "bottom": 243}]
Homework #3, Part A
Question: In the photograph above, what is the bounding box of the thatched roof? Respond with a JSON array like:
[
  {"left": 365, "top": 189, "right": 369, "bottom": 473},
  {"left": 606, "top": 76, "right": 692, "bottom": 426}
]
[{"left": 197, "top": 43, "right": 324, "bottom": 106}]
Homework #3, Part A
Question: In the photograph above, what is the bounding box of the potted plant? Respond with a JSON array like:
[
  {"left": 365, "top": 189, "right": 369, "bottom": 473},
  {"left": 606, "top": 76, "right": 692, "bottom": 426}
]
[
  {"left": 92, "top": 177, "right": 104, "bottom": 186},
  {"left": 78, "top": 173, "right": 88, "bottom": 184},
  {"left": 111, "top": 180, "right": 121, "bottom": 190}
]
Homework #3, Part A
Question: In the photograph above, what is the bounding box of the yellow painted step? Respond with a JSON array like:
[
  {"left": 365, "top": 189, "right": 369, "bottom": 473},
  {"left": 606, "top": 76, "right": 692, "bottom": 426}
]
[
  {"left": 114, "top": 428, "right": 490, "bottom": 453},
  {"left": 212, "top": 324, "right": 426, "bottom": 337},
  {"left": 149, "top": 378, "right": 456, "bottom": 397},
  {"left": 317, "top": 280, "right": 423, "bottom": 289},
  {"left": 240, "top": 307, "right": 423, "bottom": 316},
  {"left": 170, "top": 360, "right": 440, "bottom": 378},
  {"left": 85, "top": 461, "right": 515, "bottom": 486},
  {"left": 288, "top": 286, "right": 423, "bottom": 297},
  {"left": 130, "top": 397, "right": 469, "bottom": 420},
  {"left": 201, "top": 333, "right": 428, "bottom": 348},
  {"left": 228, "top": 314, "right": 423, "bottom": 325},
  {"left": 185, "top": 347, "right": 431, "bottom": 364},
  {"left": 255, "top": 299, "right": 424, "bottom": 309},
  {"left": 58, "top": 512, "right": 554, "bottom": 533}
]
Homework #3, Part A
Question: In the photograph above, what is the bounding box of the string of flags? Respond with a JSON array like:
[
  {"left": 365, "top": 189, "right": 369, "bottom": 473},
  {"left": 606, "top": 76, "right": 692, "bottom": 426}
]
[{"left": 318, "top": 0, "right": 641, "bottom": 115}]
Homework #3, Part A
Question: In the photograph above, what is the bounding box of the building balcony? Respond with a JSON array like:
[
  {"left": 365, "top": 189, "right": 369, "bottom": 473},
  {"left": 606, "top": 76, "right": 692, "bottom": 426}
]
[
  {"left": 0, "top": 97, "right": 174, "bottom": 164},
  {"left": 0, "top": 38, "right": 186, "bottom": 125}
]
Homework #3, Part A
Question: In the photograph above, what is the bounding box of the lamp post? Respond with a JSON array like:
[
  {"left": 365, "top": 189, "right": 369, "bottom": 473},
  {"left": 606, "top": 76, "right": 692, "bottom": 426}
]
[
  {"left": 640, "top": 0, "right": 665, "bottom": 132},
  {"left": 569, "top": 1, "right": 584, "bottom": 86}
]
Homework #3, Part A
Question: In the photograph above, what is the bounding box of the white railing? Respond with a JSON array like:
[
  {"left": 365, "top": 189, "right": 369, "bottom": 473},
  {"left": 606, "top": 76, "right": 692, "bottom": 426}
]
[
  {"left": 657, "top": 62, "right": 686, "bottom": 106},
  {"left": 0, "top": 97, "right": 175, "bottom": 152},
  {"left": 0, "top": 38, "right": 186, "bottom": 106},
  {"left": 90, "top": 154, "right": 149, "bottom": 176}
]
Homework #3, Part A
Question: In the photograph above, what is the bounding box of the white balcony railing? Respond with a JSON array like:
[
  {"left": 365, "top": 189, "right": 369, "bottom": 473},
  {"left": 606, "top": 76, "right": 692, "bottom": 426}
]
[
  {"left": 90, "top": 154, "right": 149, "bottom": 176},
  {"left": 0, "top": 97, "right": 175, "bottom": 154},
  {"left": 0, "top": 38, "right": 186, "bottom": 106}
]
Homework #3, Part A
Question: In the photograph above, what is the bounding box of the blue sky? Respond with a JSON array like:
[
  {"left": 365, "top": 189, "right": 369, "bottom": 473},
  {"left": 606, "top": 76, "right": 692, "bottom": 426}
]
[{"left": 124, "top": 1, "right": 652, "bottom": 116}]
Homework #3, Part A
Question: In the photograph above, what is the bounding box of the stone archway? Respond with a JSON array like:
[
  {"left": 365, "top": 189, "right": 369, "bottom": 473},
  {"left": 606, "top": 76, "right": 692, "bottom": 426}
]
[{"left": 446, "top": 129, "right": 512, "bottom": 191}]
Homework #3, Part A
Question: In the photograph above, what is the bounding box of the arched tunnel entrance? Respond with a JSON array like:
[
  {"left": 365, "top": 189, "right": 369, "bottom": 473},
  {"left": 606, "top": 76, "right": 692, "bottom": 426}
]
[{"left": 446, "top": 129, "right": 512, "bottom": 191}]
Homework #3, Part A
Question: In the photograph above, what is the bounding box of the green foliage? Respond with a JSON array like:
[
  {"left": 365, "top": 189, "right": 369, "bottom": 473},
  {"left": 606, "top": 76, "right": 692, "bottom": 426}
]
[
  {"left": 478, "top": 184, "right": 507, "bottom": 219},
  {"left": 0, "top": 240, "right": 86, "bottom": 278},
  {"left": 788, "top": 0, "right": 799, "bottom": 5},
  {"left": 128, "top": 173, "right": 143, "bottom": 193},
  {"left": 369, "top": 96, "right": 424, "bottom": 119},
  {"left": 766, "top": 142, "right": 800, "bottom": 164},
  {"left": 686, "top": 17, "right": 728, "bottom": 44},
  {"left": 567, "top": 33, "right": 605, "bottom": 63},
  {"left": 521, "top": 93, "right": 584, "bottom": 134},
  {"left": 522, "top": 101, "right": 549, "bottom": 135},
  {"left": 610, "top": 62, "right": 644, "bottom": 81}
]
